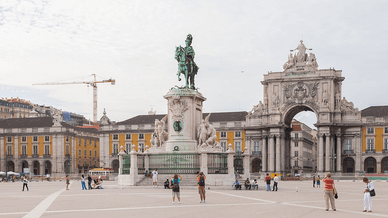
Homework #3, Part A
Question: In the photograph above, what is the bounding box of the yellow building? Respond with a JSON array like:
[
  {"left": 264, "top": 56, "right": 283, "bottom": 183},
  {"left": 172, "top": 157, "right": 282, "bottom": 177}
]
[
  {"left": 361, "top": 106, "right": 388, "bottom": 173},
  {"left": 0, "top": 117, "right": 99, "bottom": 175}
]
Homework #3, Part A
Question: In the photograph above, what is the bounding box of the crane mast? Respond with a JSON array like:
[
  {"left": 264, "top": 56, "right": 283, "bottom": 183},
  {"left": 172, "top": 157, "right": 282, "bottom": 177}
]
[{"left": 33, "top": 74, "right": 115, "bottom": 124}]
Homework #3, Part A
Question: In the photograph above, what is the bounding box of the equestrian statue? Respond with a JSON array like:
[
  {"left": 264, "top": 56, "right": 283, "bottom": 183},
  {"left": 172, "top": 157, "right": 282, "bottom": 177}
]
[{"left": 175, "top": 34, "right": 199, "bottom": 89}]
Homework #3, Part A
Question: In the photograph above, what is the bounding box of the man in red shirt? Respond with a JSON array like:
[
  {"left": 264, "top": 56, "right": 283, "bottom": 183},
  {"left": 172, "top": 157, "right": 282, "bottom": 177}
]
[{"left": 322, "top": 173, "right": 336, "bottom": 211}]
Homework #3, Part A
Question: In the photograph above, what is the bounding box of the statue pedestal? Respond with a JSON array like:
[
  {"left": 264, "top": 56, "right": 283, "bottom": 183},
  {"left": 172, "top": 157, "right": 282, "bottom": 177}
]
[{"left": 164, "top": 88, "right": 206, "bottom": 152}]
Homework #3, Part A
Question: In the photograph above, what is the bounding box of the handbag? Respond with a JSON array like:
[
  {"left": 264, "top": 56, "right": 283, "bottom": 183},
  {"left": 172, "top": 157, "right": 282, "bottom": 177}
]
[
  {"left": 333, "top": 186, "right": 338, "bottom": 199},
  {"left": 370, "top": 189, "right": 376, "bottom": 197}
]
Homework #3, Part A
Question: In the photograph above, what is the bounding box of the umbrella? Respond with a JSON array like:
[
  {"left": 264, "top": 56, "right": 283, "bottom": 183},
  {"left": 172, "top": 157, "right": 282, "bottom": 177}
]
[
  {"left": 0, "top": 171, "right": 5, "bottom": 176},
  {"left": 7, "top": 171, "right": 15, "bottom": 175}
]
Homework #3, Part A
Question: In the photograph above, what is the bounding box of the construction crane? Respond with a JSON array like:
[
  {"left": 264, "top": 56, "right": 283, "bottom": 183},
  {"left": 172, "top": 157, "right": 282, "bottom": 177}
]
[{"left": 33, "top": 74, "right": 115, "bottom": 123}]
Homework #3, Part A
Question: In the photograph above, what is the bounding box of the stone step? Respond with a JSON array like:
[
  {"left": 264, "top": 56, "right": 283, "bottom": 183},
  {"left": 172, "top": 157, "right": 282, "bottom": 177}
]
[{"left": 136, "top": 174, "right": 199, "bottom": 186}]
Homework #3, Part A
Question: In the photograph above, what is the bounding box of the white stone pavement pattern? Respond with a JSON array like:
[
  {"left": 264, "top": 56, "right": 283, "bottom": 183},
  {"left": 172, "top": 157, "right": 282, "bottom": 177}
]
[{"left": 0, "top": 180, "right": 388, "bottom": 218}]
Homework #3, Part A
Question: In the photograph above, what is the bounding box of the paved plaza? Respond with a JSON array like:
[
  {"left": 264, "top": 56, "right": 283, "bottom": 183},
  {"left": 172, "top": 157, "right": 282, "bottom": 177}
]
[{"left": 0, "top": 179, "right": 388, "bottom": 218}]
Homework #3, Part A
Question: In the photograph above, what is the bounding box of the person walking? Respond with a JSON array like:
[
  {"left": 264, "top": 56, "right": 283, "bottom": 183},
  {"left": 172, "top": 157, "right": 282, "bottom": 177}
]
[
  {"left": 197, "top": 172, "right": 206, "bottom": 203},
  {"left": 87, "top": 174, "right": 92, "bottom": 190},
  {"left": 66, "top": 175, "right": 70, "bottom": 190},
  {"left": 322, "top": 173, "right": 336, "bottom": 211},
  {"left": 265, "top": 174, "right": 271, "bottom": 191},
  {"left": 313, "top": 176, "right": 316, "bottom": 188},
  {"left": 152, "top": 169, "right": 158, "bottom": 188},
  {"left": 170, "top": 174, "right": 182, "bottom": 204},
  {"left": 317, "top": 175, "right": 321, "bottom": 188},
  {"left": 363, "top": 177, "right": 374, "bottom": 212},
  {"left": 81, "top": 174, "right": 87, "bottom": 190},
  {"left": 272, "top": 174, "right": 279, "bottom": 191},
  {"left": 22, "top": 177, "right": 29, "bottom": 191}
]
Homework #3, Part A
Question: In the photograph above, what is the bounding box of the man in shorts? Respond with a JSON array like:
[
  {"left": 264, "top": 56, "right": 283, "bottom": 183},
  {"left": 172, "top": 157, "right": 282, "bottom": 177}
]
[
  {"left": 152, "top": 169, "right": 158, "bottom": 188},
  {"left": 197, "top": 172, "right": 206, "bottom": 203}
]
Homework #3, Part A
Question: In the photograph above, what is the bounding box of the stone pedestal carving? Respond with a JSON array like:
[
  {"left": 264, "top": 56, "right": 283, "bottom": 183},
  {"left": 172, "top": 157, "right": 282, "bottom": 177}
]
[{"left": 164, "top": 87, "right": 206, "bottom": 152}]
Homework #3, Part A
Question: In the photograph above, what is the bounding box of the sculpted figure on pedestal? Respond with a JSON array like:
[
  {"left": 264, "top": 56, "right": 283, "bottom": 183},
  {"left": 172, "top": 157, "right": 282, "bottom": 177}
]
[
  {"left": 175, "top": 34, "right": 199, "bottom": 89},
  {"left": 283, "top": 53, "right": 296, "bottom": 70},
  {"left": 197, "top": 114, "right": 219, "bottom": 148},
  {"left": 272, "top": 93, "right": 280, "bottom": 109},
  {"left": 291, "top": 40, "right": 311, "bottom": 63},
  {"left": 151, "top": 115, "right": 168, "bottom": 147},
  {"left": 307, "top": 53, "right": 318, "bottom": 69},
  {"left": 322, "top": 90, "right": 329, "bottom": 106},
  {"left": 340, "top": 97, "right": 359, "bottom": 113},
  {"left": 335, "top": 91, "right": 341, "bottom": 109},
  {"left": 249, "top": 101, "right": 265, "bottom": 115}
]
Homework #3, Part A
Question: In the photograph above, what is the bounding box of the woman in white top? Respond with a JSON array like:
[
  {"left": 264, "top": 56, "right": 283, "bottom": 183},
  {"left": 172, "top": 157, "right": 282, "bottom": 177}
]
[{"left": 363, "top": 177, "right": 374, "bottom": 212}]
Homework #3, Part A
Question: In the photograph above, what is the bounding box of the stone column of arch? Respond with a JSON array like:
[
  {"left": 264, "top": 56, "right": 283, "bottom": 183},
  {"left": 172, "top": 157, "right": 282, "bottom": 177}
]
[
  {"left": 377, "top": 158, "right": 381, "bottom": 174},
  {"left": 355, "top": 133, "right": 362, "bottom": 172},
  {"left": 71, "top": 136, "right": 77, "bottom": 174},
  {"left": 318, "top": 133, "right": 324, "bottom": 172},
  {"left": 331, "top": 136, "right": 335, "bottom": 171},
  {"left": 280, "top": 135, "right": 286, "bottom": 173},
  {"left": 28, "top": 160, "right": 33, "bottom": 177},
  {"left": 269, "top": 135, "right": 275, "bottom": 172},
  {"left": 325, "top": 134, "right": 331, "bottom": 172},
  {"left": 275, "top": 134, "right": 281, "bottom": 173},
  {"left": 336, "top": 134, "right": 342, "bottom": 172},
  {"left": 14, "top": 137, "right": 19, "bottom": 173},
  {"left": 261, "top": 136, "right": 267, "bottom": 172},
  {"left": 0, "top": 136, "right": 4, "bottom": 171},
  {"left": 40, "top": 160, "right": 45, "bottom": 176}
]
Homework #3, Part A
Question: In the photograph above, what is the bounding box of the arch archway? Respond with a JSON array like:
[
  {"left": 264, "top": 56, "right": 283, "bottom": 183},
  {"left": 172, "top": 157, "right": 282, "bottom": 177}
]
[
  {"left": 21, "top": 161, "right": 29, "bottom": 173},
  {"left": 364, "top": 157, "right": 376, "bottom": 173},
  {"left": 7, "top": 161, "right": 15, "bottom": 172},
  {"left": 44, "top": 161, "right": 52, "bottom": 175},
  {"left": 283, "top": 105, "right": 318, "bottom": 127},
  {"left": 64, "top": 160, "right": 71, "bottom": 175},
  {"left": 244, "top": 41, "right": 363, "bottom": 174},
  {"left": 33, "top": 161, "right": 40, "bottom": 175},
  {"left": 251, "top": 158, "right": 262, "bottom": 173},
  {"left": 283, "top": 105, "right": 318, "bottom": 174},
  {"left": 343, "top": 157, "right": 355, "bottom": 173},
  {"left": 112, "top": 159, "right": 119, "bottom": 173},
  {"left": 381, "top": 157, "right": 388, "bottom": 173}
]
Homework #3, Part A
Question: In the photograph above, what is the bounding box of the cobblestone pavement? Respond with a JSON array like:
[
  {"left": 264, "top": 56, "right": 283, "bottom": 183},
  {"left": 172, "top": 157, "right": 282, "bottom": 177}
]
[{"left": 0, "top": 179, "right": 387, "bottom": 218}]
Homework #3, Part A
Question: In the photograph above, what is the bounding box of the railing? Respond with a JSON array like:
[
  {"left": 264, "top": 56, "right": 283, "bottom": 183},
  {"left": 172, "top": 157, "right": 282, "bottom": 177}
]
[
  {"left": 112, "top": 153, "right": 118, "bottom": 157},
  {"left": 43, "top": 154, "right": 51, "bottom": 158},
  {"left": 343, "top": 149, "right": 354, "bottom": 154},
  {"left": 65, "top": 154, "right": 71, "bottom": 158},
  {"left": 383, "top": 149, "right": 388, "bottom": 153},
  {"left": 208, "top": 153, "right": 228, "bottom": 174},
  {"left": 32, "top": 154, "right": 39, "bottom": 158},
  {"left": 149, "top": 153, "right": 200, "bottom": 174},
  {"left": 6, "top": 154, "right": 13, "bottom": 158},
  {"left": 20, "top": 154, "right": 27, "bottom": 158},
  {"left": 365, "top": 149, "right": 376, "bottom": 153},
  {"left": 252, "top": 151, "right": 261, "bottom": 155},
  {"left": 137, "top": 155, "right": 145, "bottom": 174}
]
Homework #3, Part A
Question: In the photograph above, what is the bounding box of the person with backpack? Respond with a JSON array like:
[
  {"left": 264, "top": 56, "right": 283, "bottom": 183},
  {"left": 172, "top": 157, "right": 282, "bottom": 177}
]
[
  {"left": 87, "top": 174, "right": 92, "bottom": 190},
  {"left": 265, "top": 174, "right": 271, "bottom": 191},
  {"left": 197, "top": 172, "right": 206, "bottom": 203},
  {"left": 170, "top": 174, "right": 182, "bottom": 204}
]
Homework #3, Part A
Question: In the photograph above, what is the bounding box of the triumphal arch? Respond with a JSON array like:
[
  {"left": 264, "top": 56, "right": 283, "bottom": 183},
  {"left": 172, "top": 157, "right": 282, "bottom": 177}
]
[{"left": 245, "top": 40, "right": 362, "bottom": 174}]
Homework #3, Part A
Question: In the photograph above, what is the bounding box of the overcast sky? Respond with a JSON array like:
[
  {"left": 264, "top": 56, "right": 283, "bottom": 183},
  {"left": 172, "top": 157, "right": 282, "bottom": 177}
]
[{"left": 1, "top": 0, "right": 387, "bottom": 128}]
